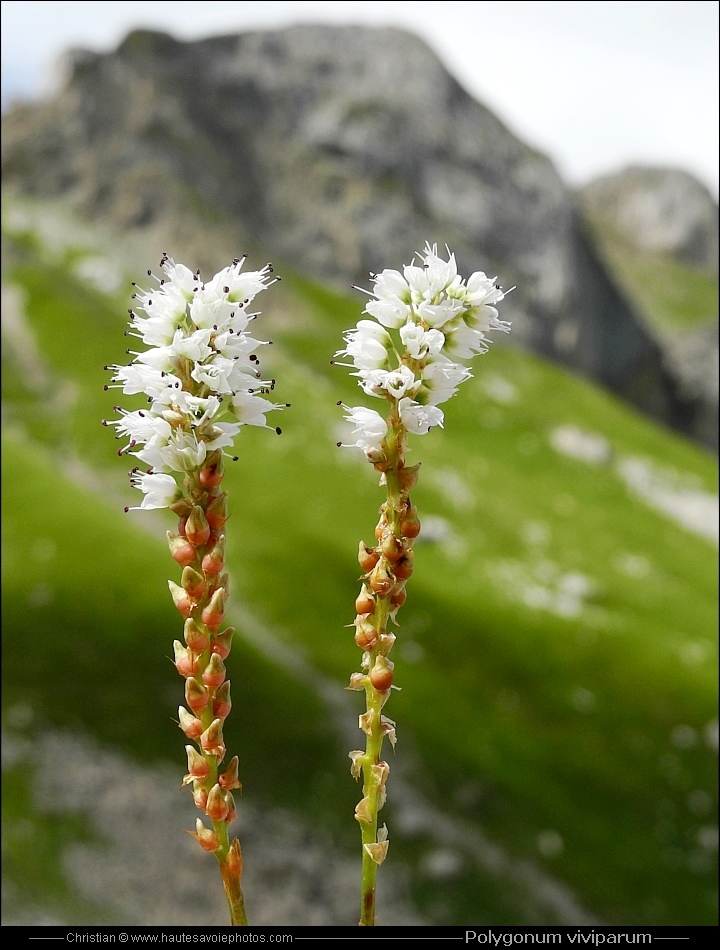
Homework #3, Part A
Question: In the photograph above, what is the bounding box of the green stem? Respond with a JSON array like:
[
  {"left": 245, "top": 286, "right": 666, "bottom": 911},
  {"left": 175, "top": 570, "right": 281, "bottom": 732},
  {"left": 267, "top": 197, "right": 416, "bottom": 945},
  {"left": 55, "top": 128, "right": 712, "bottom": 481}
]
[{"left": 357, "top": 413, "right": 407, "bottom": 927}]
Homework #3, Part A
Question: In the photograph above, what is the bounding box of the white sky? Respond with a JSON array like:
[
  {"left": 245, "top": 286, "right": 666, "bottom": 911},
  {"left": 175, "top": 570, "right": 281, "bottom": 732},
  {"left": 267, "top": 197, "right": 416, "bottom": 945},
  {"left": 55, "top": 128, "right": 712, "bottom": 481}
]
[{"left": 1, "top": 0, "right": 718, "bottom": 197}]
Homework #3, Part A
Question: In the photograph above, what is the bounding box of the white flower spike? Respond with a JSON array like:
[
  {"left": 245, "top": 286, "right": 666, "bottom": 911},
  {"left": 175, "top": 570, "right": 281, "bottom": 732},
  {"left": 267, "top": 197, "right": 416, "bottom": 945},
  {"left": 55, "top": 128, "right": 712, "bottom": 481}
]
[
  {"left": 105, "top": 253, "right": 286, "bottom": 508},
  {"left": 335, "top": 242, "right": 511, "bottom": 927},
  {"left": 336, "top": 241, "right": 510, "bottom": 447}
]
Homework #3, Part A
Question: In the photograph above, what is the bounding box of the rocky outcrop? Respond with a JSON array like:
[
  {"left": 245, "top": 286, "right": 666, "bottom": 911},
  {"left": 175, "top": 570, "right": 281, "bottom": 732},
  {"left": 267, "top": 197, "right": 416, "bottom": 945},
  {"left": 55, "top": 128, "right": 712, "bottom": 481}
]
[
  {"left": 579, "top": 167, "right": 718, "bottom": 450},
  {"left": 579, "top": 166, "right": 718, "bottom": 274},
  {"left": 1, "top": 25, "right": 708, "bottom": 444}
]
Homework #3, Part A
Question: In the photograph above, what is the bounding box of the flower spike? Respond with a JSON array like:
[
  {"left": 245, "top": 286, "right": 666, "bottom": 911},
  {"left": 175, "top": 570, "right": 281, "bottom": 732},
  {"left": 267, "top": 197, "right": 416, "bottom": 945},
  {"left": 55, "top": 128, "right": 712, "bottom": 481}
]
[
  {"left": 109, "top": 254, "right": 282, "bottom": 926},
  {"left": 334, "top": 242, "right": 510, "bottom": 925}
]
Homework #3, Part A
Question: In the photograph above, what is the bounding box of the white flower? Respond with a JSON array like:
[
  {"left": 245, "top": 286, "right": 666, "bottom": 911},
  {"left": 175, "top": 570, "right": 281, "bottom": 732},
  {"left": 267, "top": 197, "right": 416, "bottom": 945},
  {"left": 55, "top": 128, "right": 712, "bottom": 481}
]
[
  {"left": 128, "top": 472, "right": 180, "bottom": 510},
  {"left": 111, "top": 253, "right": 282, "bottom": 508},
  {"left": 110, "top": 409, "right": 173, "bottom": 446},
  {"left": 364, "top": 269, "right": 411, "bottom": 328},
  {"left": 134, "top": 430, "right": 208, "bottom": 472},
  {"left": 232, "top": 390, "right": 283, "bottom": 428},
  {"left": 419, "top": 359, "right": 472, "bottom": 405},
  {"left": 399, "top": 322, "right": 444, "bottom": 361},
  {"left": 443, "top": 323, "right": 490, "bottom": 359},
  {"left": 359, "top": 365, "right": 417, "bottom": 400},
  {"left": 340, "top": 406, "right": 388, "bottom": 452},
  {"left": 337, "top": 321, "right": 392, "bottom": 371},
  {"left": 336, "top": 242, "right": 511, "bottom": 447},
  {"left": 415, "top": 295, "right": 465, "bottom": 329},
  {"left": 398, "top": 397, "right": 444, "bottom": 435},
  {"left": 404, "top": 244, "right": 459, "bottom": 299},
  {"left": 171, "top": 327, "right": 213, "bottom": 362}
]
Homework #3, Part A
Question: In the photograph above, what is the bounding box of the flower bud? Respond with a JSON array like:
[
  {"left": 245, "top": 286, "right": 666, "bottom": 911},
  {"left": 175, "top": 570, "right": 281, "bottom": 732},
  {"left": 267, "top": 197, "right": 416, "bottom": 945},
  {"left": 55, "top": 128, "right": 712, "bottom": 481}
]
[
  {"left": 213, "top": 681, "right": 232, "bottom": 720},
  {"left": 394, "top": 550, "right": 414, "bottom": 580},
  {"left": 181, "top": 566, "right": 206, "bottom": 598},
  {"left": 178, "top": 706, "right": 203, "bottom": 739},
  {"left": 169, "top": 498, "right": 192, "bottom": 518},
  {"left": 189, "top": 818, "right": 219, "bottom": 852},
  {"left": 185, "top": 506, "right": 210, "bottom": 547},
  {"left": 355, "top": 587, "right": 375, "bottom": 615},
  {"left": 202, "top": 652, "right": 227, "bottom": 688},
  {"left": 201, "top": 718, "right": 226, "bottom": 759},
  {"left": 358, "top": 541, "right": 379, "bottom": 573},
  {"left": 199, "top": 452, "right": 224, "bottom": 489},
  {"left": 202, "top": 588, "right": 226, "bottom": 629},
  {"left": 223, "top": 838, "right": 242, "bottom": 876},
  {"left": 211, "top": 626, "right": 235, "bottom": 660},
  {"left": 168, "top": 580, "right": 193, "bottom": 618},
  {"left": 390, "top": 585, "right": 407, "bottom": 608},
  {"left": 219, "top": 755, "right": 242, "bottom": 791},
  {"left": 185, "top": 677, "right": 210, "bottom": 714},
  {"left": 183, "top": 617, "right": 209, "bottom": 654},
  {"left": 167, "top": 531, "right": 196, "bottom": 567},
  {"left": 205, "top": 783, "right": 229, "bottom": 821},
  {"left": 173, "top": 640, "right": 200, "bottom": 678},
  {"left": 354, "top": 617, "right": 378, "bottom": 650},
  {"left": 400, "top": 506, "right": 421, "bottom": 539},
  {"left": 369, "top": 655, "right": 394, "bottom": 692},
  {"left": 380, "top": 533, "right": 404, "bottom": 562},
  {"left": 369, "top": 561, "right": 394, "bottom": 597},
  {"left": 202, "top": 535, "right": 226, "bottom": 575},
  {"left": 182, "top": 744, "right": 210, "bottom": 785},
  {"left": 205, "top": 492, "right": 229, "bottom": 530}
]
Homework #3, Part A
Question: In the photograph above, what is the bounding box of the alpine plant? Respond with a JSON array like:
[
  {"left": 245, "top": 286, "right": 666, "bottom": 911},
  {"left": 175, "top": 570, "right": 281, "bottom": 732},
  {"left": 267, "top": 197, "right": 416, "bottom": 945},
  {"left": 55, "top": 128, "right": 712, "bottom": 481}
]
[
  {"left": 335, "top": 242, "right": 511, "bottom": 926},
  {"left": 104, "top": 253, "right": 285, "bottom": 926}
]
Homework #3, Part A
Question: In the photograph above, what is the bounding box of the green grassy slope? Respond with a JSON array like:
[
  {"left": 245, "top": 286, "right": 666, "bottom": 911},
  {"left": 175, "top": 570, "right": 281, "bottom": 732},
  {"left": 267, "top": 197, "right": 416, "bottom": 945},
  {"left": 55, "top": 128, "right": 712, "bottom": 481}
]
[
  {"left": 580, "top": 217, "right": 718, "bottom": 337},
  {"left": 2, "top": 205, "right": 717, "bottom": 926}
]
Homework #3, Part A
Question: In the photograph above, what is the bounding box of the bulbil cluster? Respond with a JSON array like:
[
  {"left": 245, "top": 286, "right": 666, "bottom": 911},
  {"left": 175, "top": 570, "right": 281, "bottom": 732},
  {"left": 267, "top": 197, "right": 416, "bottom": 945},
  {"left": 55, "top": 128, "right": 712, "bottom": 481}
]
[{"left": 169, "top": 454, "right": 241, "bottom": 853}]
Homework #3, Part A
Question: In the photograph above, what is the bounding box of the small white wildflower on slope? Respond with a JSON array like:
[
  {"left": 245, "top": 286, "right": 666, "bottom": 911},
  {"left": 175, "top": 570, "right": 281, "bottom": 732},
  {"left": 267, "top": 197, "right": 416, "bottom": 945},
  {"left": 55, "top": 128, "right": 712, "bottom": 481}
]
[{"left": 335, "top": 242, "right": 511, "bottom": 926}]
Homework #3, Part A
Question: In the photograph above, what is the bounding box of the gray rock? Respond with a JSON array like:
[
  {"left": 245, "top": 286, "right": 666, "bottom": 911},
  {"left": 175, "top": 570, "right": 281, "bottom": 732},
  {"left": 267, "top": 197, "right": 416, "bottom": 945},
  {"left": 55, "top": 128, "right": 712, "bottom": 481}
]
[{"left": 579, "top": 166, "right": 718, "bottom": 273}]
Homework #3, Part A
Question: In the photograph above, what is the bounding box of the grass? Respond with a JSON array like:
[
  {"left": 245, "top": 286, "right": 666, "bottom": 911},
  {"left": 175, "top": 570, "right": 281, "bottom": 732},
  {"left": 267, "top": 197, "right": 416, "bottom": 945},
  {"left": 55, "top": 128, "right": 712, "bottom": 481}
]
[{"left": 581, "top": 217, "right": 718, "bottom": 337}]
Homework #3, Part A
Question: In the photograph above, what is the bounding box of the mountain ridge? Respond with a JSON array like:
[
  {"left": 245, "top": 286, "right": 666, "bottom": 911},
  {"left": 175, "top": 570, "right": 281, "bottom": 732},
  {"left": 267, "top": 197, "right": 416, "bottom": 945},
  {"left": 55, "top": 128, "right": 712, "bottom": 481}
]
[{"left": 1, "top": 24, "right": 715, "bottom": 447}]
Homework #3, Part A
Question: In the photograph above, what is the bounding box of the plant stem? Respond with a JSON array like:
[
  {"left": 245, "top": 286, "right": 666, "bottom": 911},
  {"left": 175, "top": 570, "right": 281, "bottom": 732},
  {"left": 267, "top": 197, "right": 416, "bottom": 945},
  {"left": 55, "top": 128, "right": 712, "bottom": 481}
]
[{"left": 355, "top": 412, "right": 413, "bottom": 926}]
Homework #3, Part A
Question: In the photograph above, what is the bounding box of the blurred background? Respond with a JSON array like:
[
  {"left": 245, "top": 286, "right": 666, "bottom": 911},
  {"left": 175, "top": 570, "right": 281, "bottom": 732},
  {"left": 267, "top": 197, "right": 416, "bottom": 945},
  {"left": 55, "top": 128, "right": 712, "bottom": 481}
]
[{"left": 1, "top": 0, "right": 717, "bottom": 927}]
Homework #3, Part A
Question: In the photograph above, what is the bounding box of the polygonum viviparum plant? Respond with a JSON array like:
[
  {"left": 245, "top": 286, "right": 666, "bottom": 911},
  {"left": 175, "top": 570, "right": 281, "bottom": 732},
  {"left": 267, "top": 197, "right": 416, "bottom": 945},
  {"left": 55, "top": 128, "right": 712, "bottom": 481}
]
[
  {"left": 105, "top": 253, "right": 285, "bottom": 926},
  {"left": 334, "top": 243, "right": 510, "bottom": 926}
]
